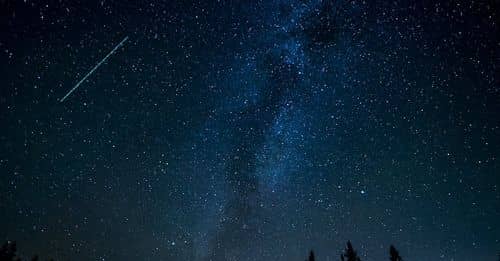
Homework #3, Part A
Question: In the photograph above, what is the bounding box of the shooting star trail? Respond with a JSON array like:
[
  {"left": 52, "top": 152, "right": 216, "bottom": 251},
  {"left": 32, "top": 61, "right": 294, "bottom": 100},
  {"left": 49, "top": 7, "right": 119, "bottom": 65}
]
[{"left": 60, "top": 36, "right": 129, "bottom": 102}]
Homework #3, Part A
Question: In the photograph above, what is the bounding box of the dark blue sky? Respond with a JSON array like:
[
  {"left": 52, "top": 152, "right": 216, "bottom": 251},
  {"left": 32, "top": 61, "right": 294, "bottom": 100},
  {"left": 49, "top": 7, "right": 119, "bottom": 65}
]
[{"left": 0, "top": 0, "right": 498, "bottom": 260}]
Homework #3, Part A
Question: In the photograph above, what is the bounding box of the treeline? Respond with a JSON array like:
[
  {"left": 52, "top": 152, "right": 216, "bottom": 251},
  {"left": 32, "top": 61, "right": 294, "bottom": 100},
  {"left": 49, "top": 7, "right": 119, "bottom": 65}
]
[
  {"left": 2, "top": 240, "right": 499, "bottom": 260},
  {"left": 0, "top": 241, "right": 52, "bottom": 261},
  {"left": 305, "top": 241, "right": 402, "bottom": 261},
  {"left": 2, "top": 240, "right": 399, "bottom": 261},
  {"left": 0, "top": 240, "right": 401, "bottom": 261}
]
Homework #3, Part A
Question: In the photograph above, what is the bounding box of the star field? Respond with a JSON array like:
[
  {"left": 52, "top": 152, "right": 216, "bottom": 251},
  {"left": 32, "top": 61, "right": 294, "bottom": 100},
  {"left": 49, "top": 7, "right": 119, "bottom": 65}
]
[{"left": 0, "top": 0, "right": 498, "bottom": 260}]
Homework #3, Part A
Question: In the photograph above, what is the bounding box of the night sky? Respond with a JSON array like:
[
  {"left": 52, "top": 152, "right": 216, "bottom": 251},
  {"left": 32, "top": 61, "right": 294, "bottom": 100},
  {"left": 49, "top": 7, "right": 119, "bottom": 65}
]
[{"left": 0, "top": 0, "right": 499, "bottom": 260}]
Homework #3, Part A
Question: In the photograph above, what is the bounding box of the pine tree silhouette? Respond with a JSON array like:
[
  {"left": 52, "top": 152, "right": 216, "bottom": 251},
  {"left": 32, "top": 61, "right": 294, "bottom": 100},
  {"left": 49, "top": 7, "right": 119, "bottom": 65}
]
[
  {"left": 341, "top": 241, "right": 361, "bottom": 261},
  {"left": 0, "top": 241, "right": 21, "bottom": 261},
  {"left": 308, "top": 250, "right": 315, "bottom": 261},
  {"left": 0, "top": 241, "right": 49, "bottom": 261},
  {"left": 389, "top": 245, "right": 402, "bottom": 261}
]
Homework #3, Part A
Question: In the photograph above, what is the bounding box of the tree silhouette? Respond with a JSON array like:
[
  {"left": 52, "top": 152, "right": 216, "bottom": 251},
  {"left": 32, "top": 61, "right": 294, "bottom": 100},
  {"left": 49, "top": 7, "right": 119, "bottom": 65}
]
[
  {"left": 389, "top": 245, "right": 403, "bottom": 261},
  {"left": 0, "top": 241, "right": 50, "bottom": 261},
  {"left": 308, "top": 250, "right": 315, "bottom": 261},
  {"left": 341, "top": 241, "right": 361, "bottom": 261},
  {"left": 0, "top": 241, "right": 21, "bottom": 261}
]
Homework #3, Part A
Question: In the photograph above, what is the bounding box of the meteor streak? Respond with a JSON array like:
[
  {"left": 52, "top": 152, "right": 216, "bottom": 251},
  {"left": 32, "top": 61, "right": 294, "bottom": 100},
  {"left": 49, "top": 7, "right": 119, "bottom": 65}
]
[{"left": 60, "top": 36, "right": 129, "bottom": 102}]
